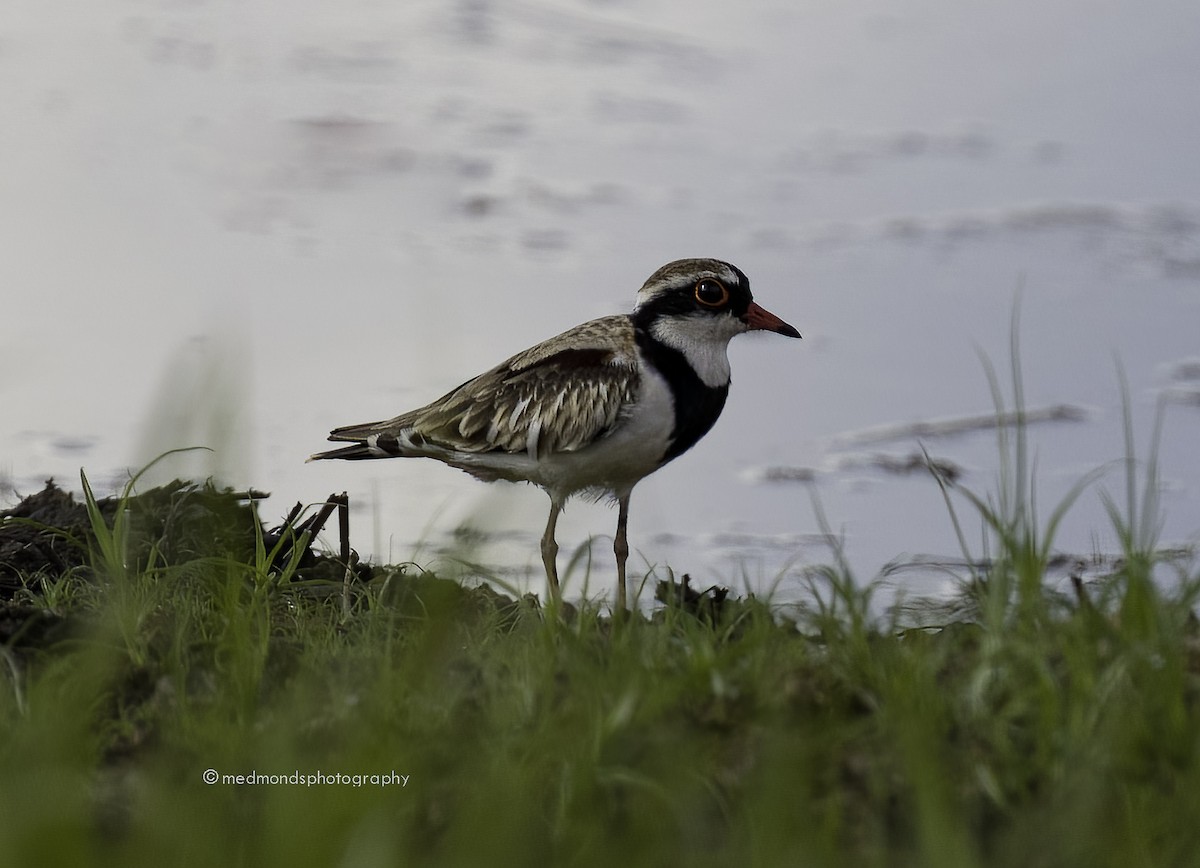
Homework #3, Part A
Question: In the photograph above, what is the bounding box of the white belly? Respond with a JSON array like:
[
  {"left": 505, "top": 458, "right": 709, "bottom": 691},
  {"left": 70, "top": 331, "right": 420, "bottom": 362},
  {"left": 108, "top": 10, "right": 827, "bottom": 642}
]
[
  {"left": 534, "top": 365, "right": 675, "bottom": 499},
  {"left": 446, "top": 365, "right": 676, "bottom": 501}
]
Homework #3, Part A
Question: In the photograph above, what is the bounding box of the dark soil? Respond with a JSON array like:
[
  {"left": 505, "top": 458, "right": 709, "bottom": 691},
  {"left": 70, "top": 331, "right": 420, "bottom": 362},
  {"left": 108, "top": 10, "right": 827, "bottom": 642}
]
[
  {"left": 0, "top": 480, "right": 363, "bottom": 596},
  {"left": 0, "top": 480, "right": 113, "bottom": 591},
  {"left": 0, "top": 480, "right": 373, "bottom": 645}
]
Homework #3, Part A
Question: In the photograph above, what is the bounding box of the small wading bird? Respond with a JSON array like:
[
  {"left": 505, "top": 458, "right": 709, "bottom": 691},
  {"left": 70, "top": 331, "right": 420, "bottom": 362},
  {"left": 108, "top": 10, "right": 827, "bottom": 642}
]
[{"left": 309, "top": 259, "right": 800, "bottom": 614}]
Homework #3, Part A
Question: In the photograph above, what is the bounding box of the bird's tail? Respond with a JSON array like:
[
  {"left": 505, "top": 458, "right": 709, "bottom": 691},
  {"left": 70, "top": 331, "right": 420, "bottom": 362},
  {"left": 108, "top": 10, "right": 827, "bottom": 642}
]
[
  {"left": 308, "top": 419, "right": 414, "bottom": 462},
  {"left": 307, "top": 441, "right": 377, "bottom": 462}
]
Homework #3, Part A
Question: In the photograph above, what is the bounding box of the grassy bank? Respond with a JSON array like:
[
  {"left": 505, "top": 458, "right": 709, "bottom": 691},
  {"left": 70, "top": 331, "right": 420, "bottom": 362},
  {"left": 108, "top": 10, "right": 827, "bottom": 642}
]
[
  {"left": 2, "top": 357, "right": 1199, "bottom": 866},
  {"left": 1, "top": 470, "right": 1198, "bottom": 867}
]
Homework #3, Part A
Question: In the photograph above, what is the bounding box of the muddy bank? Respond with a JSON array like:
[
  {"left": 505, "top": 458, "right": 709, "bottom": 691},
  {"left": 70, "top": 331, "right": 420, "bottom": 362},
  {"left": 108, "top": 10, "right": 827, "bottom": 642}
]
[
  {"left": 0, "top": 480, "right": 734, "bottom": 651},
  {"left": 0, "top": 480, "right": 379, "bottom": 645},
  {"left": 0, "top": 480, "right": 345, "bottom": 597}
]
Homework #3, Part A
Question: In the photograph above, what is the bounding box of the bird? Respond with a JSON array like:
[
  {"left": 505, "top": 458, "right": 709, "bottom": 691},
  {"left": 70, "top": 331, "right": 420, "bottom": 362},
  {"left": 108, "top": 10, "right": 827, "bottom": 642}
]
[{"left": 309, "top": 258, "right": 800, "bottom": 614}]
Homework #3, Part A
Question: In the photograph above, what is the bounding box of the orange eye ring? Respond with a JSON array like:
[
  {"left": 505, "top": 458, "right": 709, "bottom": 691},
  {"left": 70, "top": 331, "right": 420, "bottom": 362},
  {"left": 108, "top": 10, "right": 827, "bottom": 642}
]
[{"left": 694, "top": 278, "right": 730, "bottom": 308}]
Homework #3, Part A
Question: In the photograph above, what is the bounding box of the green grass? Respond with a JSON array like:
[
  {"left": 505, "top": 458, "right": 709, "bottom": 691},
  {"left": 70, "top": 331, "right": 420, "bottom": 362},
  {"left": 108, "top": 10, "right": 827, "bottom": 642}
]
[{"left": 2, "top": 348, "right": 1199, "bottom": 866}]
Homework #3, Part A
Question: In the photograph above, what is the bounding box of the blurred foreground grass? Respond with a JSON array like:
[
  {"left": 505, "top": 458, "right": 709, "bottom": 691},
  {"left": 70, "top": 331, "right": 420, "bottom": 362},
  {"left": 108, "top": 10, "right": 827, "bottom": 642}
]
[{"left": 0, "top": 464, "right": 1198, "bottom": 867}]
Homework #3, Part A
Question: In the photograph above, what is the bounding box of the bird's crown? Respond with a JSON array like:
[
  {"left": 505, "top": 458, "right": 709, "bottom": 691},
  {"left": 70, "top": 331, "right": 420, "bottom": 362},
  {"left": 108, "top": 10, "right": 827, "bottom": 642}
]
[{"left": 634, "top": 258, "right": 753, "bottom": 320}]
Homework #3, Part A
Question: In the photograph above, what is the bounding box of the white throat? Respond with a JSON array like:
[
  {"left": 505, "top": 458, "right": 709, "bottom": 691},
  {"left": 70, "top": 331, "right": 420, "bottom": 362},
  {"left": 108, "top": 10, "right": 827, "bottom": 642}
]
[{"left": 648, "top": 313, "right": 742, "bottom": 388}]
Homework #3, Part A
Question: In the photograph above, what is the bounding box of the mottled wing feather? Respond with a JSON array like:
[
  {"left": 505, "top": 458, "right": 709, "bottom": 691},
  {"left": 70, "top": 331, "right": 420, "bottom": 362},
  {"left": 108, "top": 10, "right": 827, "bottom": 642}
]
[{"left": 327, "top": 316, "right": 639, "bottom": 458}]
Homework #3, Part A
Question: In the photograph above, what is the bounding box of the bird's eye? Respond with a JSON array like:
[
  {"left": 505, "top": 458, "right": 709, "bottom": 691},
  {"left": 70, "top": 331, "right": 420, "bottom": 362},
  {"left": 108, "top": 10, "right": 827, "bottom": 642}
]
[{"left": 694, "top": 278, "right": 730, "bottom": 308}]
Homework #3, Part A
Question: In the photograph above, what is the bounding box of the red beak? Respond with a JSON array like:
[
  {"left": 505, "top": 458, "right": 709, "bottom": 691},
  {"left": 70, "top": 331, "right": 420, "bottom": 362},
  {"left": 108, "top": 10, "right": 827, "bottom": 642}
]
[{"left": 742, "top": 302, "right": 801, "bottom": 338}]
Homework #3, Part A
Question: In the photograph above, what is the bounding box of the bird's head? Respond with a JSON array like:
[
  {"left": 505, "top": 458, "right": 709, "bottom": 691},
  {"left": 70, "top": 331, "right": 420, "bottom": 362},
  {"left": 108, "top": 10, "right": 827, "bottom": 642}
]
[
  {"left": 634, "top": 256, "right": 799, "bottom": 339},
  {"left": 630, "top": 258, "right": 800, "bottom": 388}
]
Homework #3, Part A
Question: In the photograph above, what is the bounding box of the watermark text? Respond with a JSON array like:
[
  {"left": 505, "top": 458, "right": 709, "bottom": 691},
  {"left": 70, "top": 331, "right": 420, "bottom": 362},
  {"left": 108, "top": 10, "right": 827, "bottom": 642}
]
[{"left": 202, "top": 768, "right": 410, "bottom": 788}]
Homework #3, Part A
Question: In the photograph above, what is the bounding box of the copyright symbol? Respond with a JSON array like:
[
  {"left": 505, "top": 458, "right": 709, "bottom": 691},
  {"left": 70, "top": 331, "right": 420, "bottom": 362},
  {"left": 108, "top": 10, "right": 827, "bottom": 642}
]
[{"left": 202, "top": 768, "right": 219, "bottom": 785}]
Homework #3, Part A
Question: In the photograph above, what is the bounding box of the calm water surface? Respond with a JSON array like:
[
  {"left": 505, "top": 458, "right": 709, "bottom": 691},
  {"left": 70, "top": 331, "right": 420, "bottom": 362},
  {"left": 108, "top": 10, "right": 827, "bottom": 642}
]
[{"left": 3, "top": 0, "right": 1199, "bottom": 609}]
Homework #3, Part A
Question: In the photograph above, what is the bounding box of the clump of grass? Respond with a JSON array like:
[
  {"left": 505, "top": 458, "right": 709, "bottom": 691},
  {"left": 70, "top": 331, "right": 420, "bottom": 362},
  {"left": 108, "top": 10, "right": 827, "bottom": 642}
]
[{"left": 923, "top": 302, "right": 1104, "bottom": 636}]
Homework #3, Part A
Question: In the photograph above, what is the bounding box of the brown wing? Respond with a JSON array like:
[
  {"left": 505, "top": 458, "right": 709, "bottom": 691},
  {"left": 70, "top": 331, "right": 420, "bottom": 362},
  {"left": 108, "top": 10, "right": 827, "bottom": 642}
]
[{"left": 327, "top": 315, "right": 639, "bottom": 458}]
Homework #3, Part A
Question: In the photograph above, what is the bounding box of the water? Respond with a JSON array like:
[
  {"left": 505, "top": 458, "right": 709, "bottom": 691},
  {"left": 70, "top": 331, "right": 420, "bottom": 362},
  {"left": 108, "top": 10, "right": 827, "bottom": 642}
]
[{"left": 3, "top": 0, "right": 1199, "bottom": 607}]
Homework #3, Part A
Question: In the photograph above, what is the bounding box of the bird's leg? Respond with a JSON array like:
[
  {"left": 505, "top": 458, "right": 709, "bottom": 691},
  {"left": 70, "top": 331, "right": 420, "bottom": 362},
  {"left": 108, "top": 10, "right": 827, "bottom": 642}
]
[
  {"left": 614, "top": 494, "right": 630, "bottom": 618},
  {"left": 541, "top": 498, "right": 562, "bottom": 607}
]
